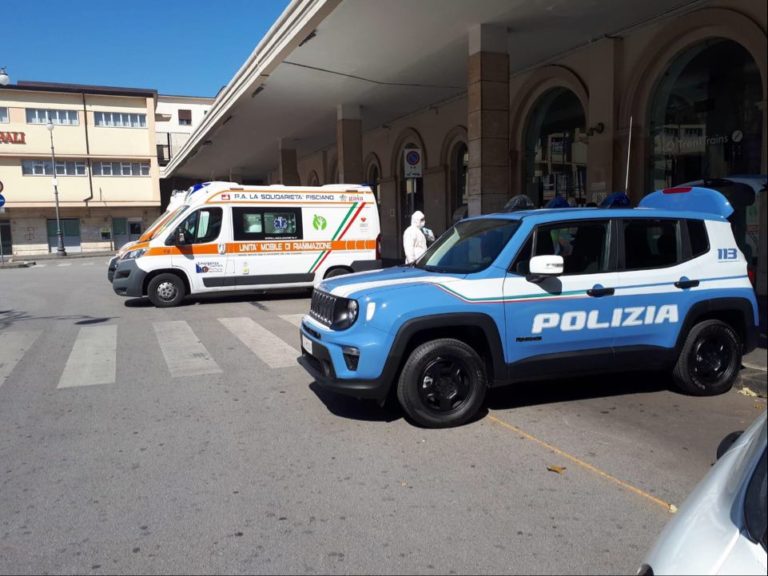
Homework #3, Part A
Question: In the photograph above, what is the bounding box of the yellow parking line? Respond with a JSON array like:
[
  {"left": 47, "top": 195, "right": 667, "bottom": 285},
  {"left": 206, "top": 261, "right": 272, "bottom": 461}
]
[{"left": 487, "top": 414, "right": 677, "bottom": 514}]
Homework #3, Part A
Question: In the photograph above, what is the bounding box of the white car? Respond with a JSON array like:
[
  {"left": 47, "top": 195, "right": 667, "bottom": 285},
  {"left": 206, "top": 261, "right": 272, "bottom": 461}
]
[{"left": 639, "top": 410, "right": 767, "bottom": 575}]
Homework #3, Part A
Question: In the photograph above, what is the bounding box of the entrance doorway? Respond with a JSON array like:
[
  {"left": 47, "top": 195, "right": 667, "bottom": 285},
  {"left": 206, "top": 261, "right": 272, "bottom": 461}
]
[
  {"left": 47, "top": 218, "right": 81, "bottom": 253},
  {"left": 0, "top": 221, "right": 11, "bottom": 261},
  {"left": 113, "top": 218, "right": 143, "bottom": 249}
]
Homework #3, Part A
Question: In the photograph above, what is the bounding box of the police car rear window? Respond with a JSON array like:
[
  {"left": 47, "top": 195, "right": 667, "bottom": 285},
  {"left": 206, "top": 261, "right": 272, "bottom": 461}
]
[
  {"left": 623, "top": 219, "right": 680, "bottom": 270},
  {"left": 687, "top": 219, "right": 709, "bottom": 258}
]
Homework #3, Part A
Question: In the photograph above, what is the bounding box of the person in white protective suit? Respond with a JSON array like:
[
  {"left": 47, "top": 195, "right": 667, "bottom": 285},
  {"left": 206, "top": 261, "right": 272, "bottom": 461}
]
[{"left": 403, "top": 210, "right": 428, "bottom": 265}]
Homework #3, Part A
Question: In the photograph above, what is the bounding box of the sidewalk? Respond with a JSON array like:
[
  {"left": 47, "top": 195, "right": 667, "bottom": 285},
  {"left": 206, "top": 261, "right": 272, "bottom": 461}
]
[{"left": 0, "top": 250, "right": 115, "bottom": 268}]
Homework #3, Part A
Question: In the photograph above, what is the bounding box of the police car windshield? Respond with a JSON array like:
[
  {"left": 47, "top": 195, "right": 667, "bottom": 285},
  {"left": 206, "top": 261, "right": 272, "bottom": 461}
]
[
  {"left": 415, "top": 218, "right": 520, "bottom": 274},
  {"left": 149, "top": 205, "right": 189, "bottom": 240}
]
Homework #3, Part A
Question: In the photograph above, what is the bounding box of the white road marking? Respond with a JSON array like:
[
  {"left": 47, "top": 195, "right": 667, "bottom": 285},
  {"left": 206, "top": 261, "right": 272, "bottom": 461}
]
[
  {"left": 0, "top": 331, "right": 42, "bottom": 388},
  {"left": 34, "top": 264, "right": 47, "bottom": 268},
  {"left": 219, "top": 317, "right": 298, "bottom": 369},
  {"left": 154, "top": 320, "right": 221, "bottom": 377},
  {"left": 57, "top": 325, "right": 117, "bottom": 388},
  {"left": 279, "top": 314, "right": 305, "bottom": 328},
  {"left": 57, "top": 263, "right": 72, "bottom": 267}
]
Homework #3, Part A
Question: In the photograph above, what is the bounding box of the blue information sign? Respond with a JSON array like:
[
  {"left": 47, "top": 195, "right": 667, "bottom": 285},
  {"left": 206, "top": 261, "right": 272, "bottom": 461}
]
[{"left": 0, "top": 194, "right": 5, "bottom": 208}]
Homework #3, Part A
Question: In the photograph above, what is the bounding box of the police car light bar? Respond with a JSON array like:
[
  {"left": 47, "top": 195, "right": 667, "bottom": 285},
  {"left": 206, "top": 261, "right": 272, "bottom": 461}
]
[
  {"left": 639, "top": 186, "right": 733, "bottom": 218},
  {"left": 662, "top": 187, "right": 692, "bottom": 194}
]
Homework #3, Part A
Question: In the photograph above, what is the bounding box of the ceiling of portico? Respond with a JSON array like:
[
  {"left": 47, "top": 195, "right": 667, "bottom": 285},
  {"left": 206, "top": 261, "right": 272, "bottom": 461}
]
[{"left": 170, "top": 0, "right": 702, "bottom": 180}]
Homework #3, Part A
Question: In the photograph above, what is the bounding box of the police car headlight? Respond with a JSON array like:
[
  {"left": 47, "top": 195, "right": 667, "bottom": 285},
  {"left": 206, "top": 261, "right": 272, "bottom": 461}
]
[
  {"left": 348, "top": 300, "right": 359, "bottom": 323},
  {"left": 122, "top": 248, "right": 147, "bottom": 260},
  {"left": 334, "top": 298, "right": 359, "bottom": 329}
]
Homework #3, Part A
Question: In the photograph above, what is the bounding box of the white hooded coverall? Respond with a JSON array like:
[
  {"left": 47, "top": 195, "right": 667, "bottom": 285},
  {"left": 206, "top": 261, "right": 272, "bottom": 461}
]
[{"left": 403, "top": 210, "right": 427, "bottom": 264}]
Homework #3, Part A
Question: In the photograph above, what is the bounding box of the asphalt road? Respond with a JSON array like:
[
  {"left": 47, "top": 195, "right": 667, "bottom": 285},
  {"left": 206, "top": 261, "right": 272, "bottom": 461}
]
[{"left": 1, "top": 257, "right": 765, "bottom": 575}]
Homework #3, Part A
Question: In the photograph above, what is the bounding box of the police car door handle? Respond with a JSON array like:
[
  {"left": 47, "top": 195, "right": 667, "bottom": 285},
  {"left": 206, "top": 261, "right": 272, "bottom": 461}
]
[
  {"left": 674, "top": 279, "right": 700, "bottom": 289},
  {"left": 587, "top": 286, "right": 614, "bottom": 297}
]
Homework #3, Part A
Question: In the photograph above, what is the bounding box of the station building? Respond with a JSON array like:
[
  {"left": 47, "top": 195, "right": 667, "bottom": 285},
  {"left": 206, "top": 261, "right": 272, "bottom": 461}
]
[{"left": 162, "top": 0, "right": 766, "bottom": 299}]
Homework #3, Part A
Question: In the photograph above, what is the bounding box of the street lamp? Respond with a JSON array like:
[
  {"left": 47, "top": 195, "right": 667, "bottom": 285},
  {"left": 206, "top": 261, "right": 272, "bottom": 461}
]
[{"left": 46, "top": 121, "right": 67, "bottom": 256}]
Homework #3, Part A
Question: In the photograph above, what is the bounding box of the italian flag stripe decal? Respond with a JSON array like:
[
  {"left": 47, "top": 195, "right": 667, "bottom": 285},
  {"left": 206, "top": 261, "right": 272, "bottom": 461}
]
[{"left": 308, "top": 202, "right": 361, "bottom": 274}]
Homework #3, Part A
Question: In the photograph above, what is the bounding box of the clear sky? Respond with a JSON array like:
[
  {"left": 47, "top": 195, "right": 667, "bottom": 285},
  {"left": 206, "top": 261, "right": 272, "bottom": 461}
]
[{"left": 4, "top": 0, "right": 291, "bottom": 97}]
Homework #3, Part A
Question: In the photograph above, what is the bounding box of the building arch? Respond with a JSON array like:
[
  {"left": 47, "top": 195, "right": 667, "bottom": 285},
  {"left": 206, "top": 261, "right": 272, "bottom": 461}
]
[
  {"left": 439, "top": 125, "right": 468, "bottom": 225},
  {"left": 390, "top": 127, "right": 428, "bottom": 239},
  {"left": 363, "top": 152, "right": 382, "bottom": 204},
  {"left": 509, "top": 66, "right": 589, "bottom": 200},
  {"left": 618, "top": 7, "right": 767, "bottom": 199},
  {"left": 307, "top": 169, "right": 320, "bottom": 186}
]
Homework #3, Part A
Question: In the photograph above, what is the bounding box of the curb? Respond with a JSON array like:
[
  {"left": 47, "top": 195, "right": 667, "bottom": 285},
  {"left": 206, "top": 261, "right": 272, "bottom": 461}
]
[{"left": 0, "top": 261, "right": 35, "bottom": 269}]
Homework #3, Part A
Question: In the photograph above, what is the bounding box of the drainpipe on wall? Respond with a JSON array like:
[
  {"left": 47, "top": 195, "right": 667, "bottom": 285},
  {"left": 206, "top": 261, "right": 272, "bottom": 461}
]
[{"left": 81, "top": 92, "right": 94, "bottom": 205}]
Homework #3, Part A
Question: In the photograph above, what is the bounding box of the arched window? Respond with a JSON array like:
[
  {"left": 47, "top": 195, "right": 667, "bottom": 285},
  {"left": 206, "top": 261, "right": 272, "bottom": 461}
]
[
  {"left": 647, "top": 39, "right": 762, "bottom": 190},
  {"left": 523, "top": 88, "right": 587, "bottom": 206},
  {"left": 450, "top": 142, "right": 468, "bottom": 223},
  {"left": 308, "top": 170, "right": 320, "bottom": 186},
  {"left": 367, "top": 163, "right": 381, "bottom": 204}
]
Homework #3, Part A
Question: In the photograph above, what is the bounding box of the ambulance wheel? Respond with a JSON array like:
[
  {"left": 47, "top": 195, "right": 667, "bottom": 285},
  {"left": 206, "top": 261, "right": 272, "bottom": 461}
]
[
  {"left": 147, "top": 273, "right": 186, "bottom": 308},
  {"left": 324, "top": 267, "right": 351, "bottom": 279},
  {"left": 673, "top": 320, "right": 741, "bottom": 396},
  {"left": 396, "top": 338, "right": 487, "bottom": 428}
]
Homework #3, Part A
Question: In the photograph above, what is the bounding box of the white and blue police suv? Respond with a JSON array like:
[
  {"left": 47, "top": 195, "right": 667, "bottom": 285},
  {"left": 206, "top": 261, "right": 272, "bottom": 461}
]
[{"left": 298, "top": 187, "right": 759, "bottom": 428}]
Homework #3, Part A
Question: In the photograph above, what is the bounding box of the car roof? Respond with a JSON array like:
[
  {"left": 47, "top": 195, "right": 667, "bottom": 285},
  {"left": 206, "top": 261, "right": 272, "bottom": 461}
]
[{"left": 462, "top": 207, "right": 726, "bottom": 225}]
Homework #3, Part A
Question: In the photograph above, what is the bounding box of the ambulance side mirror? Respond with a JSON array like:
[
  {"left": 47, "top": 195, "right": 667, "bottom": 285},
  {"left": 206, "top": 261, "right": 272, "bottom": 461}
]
[
  {"left": 527, "top": 255, "right": 563, "bottom": 283},
  {"left": 166, "top": 226, "right": 189, "bottom": 246}
]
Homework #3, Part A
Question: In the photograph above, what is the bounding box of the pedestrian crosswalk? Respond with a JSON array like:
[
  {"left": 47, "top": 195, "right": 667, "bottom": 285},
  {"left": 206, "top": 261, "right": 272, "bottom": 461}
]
[
  {"left": 57, "top": 325, "right": 117, "bottom": 388},
  {"left": 0, "top": 313, "right": 309, "bottom": 391},
  {"left": 0, "top": 331, "right": 41, "bottom": 388},
  {"left": 153, "top": 320, "right": 222, "bottom": 377},
  {"left": 220, "top": 317, "right": 298, "bottom": 369}
]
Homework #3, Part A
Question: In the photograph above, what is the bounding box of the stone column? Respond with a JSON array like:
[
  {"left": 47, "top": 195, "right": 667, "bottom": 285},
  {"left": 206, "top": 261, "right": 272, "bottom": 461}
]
[
  {"left": 378, "top": 176, "right": 399, "bottom": 261},
  {"left": 587, "top": 37, "right": 619, "bottom": 203},
  {"left": 278, "top": 140, "right": 300, "bottom": 185},
  {"left": 467, "top": 24, "right": 509, "bottom": 216},
  {"left": 336, "top": 104, "right": 363, "bottom": 184}
]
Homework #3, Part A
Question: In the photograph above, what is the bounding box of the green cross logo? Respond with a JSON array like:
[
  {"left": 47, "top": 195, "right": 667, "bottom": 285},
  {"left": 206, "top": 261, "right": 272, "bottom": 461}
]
[{"left": 312, "top": 214, "right": 327, "bottom": 231}]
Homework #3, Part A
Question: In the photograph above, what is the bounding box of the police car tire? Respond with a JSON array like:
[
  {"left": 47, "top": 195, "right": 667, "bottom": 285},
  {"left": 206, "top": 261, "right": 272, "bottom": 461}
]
[
  {"left": 396, "top": 338, "right": 487, "bottom": 428},
  {"left": 147, "top": 273, "right": 186, "bottom": 308},
  {"left": 673, "top": 320, "right": 741, "bottom": 396}
]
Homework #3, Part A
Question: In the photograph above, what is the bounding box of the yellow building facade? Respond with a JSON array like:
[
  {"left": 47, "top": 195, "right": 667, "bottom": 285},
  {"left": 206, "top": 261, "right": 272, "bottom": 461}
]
[{"left": 0, "top": 82, "right": 161, "bottom": 256}]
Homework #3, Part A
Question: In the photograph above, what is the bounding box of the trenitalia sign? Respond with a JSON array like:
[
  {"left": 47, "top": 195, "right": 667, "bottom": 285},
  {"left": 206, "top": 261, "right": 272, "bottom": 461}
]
[{"left": 0, "top": 131, "right": 26, "bottom": 144}]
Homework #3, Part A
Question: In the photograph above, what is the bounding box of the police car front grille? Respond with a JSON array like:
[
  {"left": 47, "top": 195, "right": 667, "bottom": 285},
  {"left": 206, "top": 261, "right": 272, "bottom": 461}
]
[{"left": 310, "top": 290, "right": 337, "bottom": 327}]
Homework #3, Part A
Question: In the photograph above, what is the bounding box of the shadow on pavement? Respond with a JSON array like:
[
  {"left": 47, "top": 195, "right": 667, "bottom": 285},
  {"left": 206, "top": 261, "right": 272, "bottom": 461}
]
[
  {"left": 308, "top": 372, "right": 671, "bottom": 426},
  {"left": 75, "top": 317, "right": 112, "bottom": 325},
  {"left": 487, "top": 371, "right": 672, "bottom": 411},
  {"left": 1, "top": 309, "right": 118, "bottom": 328},
  {"left": 309, "top": 382, "right": 402, "bottom": 423},
  {"left": 124, "top": 298, "right": 152, "bottom": 308}
]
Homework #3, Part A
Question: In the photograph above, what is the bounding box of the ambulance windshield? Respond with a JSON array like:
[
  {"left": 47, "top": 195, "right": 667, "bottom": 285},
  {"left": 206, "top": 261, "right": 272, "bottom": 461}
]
[{"left": 150, "top": 205, "right": 189, "bottom": 240}]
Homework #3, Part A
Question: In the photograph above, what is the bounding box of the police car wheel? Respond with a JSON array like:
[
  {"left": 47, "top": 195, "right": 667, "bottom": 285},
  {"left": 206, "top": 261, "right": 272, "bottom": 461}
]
[
  {"left": 147, "top": 273, "right": 186, "bottom": 308},
  {"left": 673, "top": 320, "right": 741, "bottom": 396},
  {"left": 397, "top": 338, "right": 487, "bottom": 428}
]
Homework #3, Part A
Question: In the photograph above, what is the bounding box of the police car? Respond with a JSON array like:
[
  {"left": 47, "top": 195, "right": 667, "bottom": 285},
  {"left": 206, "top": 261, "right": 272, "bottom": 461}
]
[{"left": 298, "top": 187, "right": 759, "bottom": 428}]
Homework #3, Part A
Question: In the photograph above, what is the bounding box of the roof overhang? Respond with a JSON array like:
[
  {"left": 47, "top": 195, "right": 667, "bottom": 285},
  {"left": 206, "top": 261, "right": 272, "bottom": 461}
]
[{"left": 166, "top": 0, "right": 704, "bottom": 181}]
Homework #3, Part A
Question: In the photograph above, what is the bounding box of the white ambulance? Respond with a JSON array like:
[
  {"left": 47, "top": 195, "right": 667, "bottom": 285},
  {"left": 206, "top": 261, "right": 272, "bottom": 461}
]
[{"left": 110, "top": 181, "right": 381, "bottom": 307}]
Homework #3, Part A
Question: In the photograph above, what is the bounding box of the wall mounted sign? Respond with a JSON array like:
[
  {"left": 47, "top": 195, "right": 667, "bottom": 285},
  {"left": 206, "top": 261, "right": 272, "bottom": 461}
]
[{"left": 0, "top": 131, "right": 26, "bottom": 144}]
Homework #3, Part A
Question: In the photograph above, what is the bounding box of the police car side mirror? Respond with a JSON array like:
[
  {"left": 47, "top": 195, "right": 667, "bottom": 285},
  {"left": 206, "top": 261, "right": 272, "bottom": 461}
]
[{"left": 527, "top": 255, "right": 563, "bottom": 283}]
